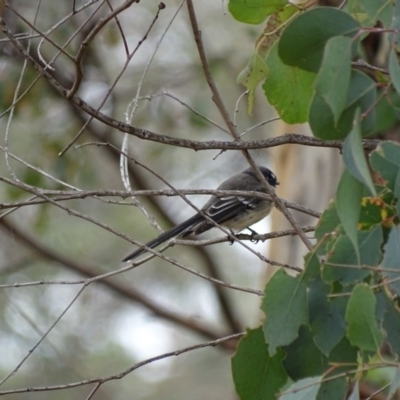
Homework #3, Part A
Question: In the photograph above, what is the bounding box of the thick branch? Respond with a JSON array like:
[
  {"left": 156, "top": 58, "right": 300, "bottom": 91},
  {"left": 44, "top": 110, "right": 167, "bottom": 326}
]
[{"left": 0, "top": 18, "right": 381, "bottom": 153}]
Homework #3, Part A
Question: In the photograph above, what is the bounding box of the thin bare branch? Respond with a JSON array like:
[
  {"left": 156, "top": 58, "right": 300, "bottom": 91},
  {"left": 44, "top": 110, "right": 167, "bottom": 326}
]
[
  {"left": 0, "top": 285, "right": 86, "bottom": 386},
  {"left": 0, "top": 333, "right": 244, "bottom": 395},
  {"left": 67, "top": 0, "right": 139, "bottom": 98}
]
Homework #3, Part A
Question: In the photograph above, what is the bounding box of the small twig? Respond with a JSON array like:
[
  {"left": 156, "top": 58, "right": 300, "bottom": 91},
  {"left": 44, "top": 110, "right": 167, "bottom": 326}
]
[
  {"left": 67, "top": 0, "right": 139, "bottom": 98},
  {"left": 120, "top": 1, "right": 182, "bottom": 234},
  {"left": 351, "top": 59, "right": 389, "bottom": 75},
  {"left": 0, "top": 186, "right": 322, "bottom": 218},
  {"left": 105, "top": 0, "right": 129, "bottom": 57},
  {"left": 279, "top": 363, "right": 396, "bottom": 397},
  {"left": 233, "top": 90, "right": 249, "bottom": 128},
  {"left": 0, "top": 332, "right": 244, "bottom": 395},
  {"left": 0, "top": 285, "right": 86, "bottom": 386},
  {"left": 6, "top": 4, "right": 75, "bottom": 62},
  {"left": 186, "top": 0, "right": 239, "bottom": 139},
  {"left": 174, "top": 226, "right": 316, "bottom": 247},
  {"left": 240, "top": 117, "right": 281, "bottom": 137},
  {"left": 139, "top": 91, "right": 229, "bottom": 134},
  {"left": 85, "top": 383, "right": 102, "bottom": 400},
  {"left": 59, "top": 2, "right": 164, "bottom": 156}
]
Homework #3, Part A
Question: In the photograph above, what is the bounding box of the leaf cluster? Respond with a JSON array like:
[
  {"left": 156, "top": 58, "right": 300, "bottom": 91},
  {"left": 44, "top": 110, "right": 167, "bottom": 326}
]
[{"left": 229, "top": 0, "right": 400, "bottom": 398}]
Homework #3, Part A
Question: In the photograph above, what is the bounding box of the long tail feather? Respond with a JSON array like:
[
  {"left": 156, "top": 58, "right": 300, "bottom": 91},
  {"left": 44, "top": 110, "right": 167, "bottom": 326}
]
[{"left": 122, "top": 213, "right": 203, "bottom": 262}]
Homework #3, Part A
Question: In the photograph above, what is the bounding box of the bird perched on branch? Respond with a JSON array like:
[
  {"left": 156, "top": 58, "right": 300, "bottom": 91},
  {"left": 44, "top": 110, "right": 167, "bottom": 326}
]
[{"left": 123, "top": 166, "right": 279, "bottom": 262}]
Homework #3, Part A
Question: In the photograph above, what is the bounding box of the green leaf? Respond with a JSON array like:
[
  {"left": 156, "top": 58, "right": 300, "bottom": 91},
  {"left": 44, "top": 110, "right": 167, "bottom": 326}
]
[
  {"left": 370, "top": 142, "right": 400, "bottom": 191},
  {"left": 317, "top": 378, "right": 348, "bottom": 400},
  {"left": 381, "top": 292, "right": 400, "bottom": 359},
  {"left": 343, "top": 110, "right": 377, "bottom": 196},
  {"left": 373, "top": 91, "right": 400, "bottom": 133},
  {"left": 388, "top": 368, "right": 400, "bottom": 398},
  {"left": 376, "top": 141, "right": 400, "bottom": 166},
  {"left": 390, "top": 0, "right": 400, "bottom": 47},
  {"left": 308, "top": 275, "right": 347, "bottom": 356},
  {"left": 328, "top": 336, "right": 358, "bottom": 374},
  {"left": 283, "top": 326, "right": 357, "bottom": 380},
  {"left": 314, "top": 36, "right": 352, "bottom": 123},
  {"left": 363, "top": 0, "right": 393, "bottom": 27},
  {"left": 375, "top": 291, "right": 387, "bottom": 330},
  {"left": 228, "top": 0, "right": 288, "bottom": 24},
  {"left": 382, "top": 226, "right": 400, "bottom": 294},
  {"left": 315, "top": 201, "right": 341, "bottom": 241},
  {"left": 348, "top": 381, "right": 360, "bottom": 400},
  {"left": 309, "top": 70, "right": 376, "bottom": 139},
  {"left": 323, "top": 225, "right": 383, "bottom": 284},
  {"left": 237, "top": 52, "right": 269, "bottom": 114},
  {"left": 232, "top": 327, "right": 287, "bottom": 400},
  {"left": 346, "top": 284, "right": 384, "bottom": 352},
  {"left": 263, "top": 43, "right": 316, "bottom": 123},
  {"left": 336, "top": 170, "right": 363, "bottom": 262},
  {"left": 359, "top": 197, "right": 396, "bottom": 230},
  {"left": 262, "top": 269, "right": 308, "bottom": 355},
  {"left": 303, "top": 250, "right": 322, "bottom": 281},
  {"left": 278, "top": 7, "right": 360, "bottom": 72},
  {"left": 348, "top": 0, "right": 393, "bottom": 27},
  {"left": 283, "top": 326, "right": 327, "bottom": 379},
  {"left": 315, "top": 201, "right": 341, "bottom": 256},
  {"left": 396, "top": 172, "right": 400, "bottom": 216},
  {"left": 389, "top": 50, "right": 400, "bottom": 97},
  {"left": 279, "top": 376, "right": 321, "bottom": 400},
  {"left": 370, "top": 142, "right": 400, "bottom": 217}
]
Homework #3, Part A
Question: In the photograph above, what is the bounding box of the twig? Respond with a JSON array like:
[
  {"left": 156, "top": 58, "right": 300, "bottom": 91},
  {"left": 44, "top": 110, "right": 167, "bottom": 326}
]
[
  {"left": 0, "top": 179, "right": 322, "bottom": 218},
  {"left": 67, "top": 0, "right": 139, "bottom": 98},
  {"left": 233, "top": 90, "right": 249, "bottom": 128},
  {"left": 85, "top": 383, "right": 102, "bottom": 400},
  {"left": 139, "top": 91, "right": 229, "bottom": 134},
  {"left": 58, "top": 1, "right": 164, "bottom": 156},
  {"left": 351, "top": 60, "right": 389, "bottom": 75},
  {"left": 0, "top": 332, "right": 244, "bottom": 395},
  {"left": 240, "top": 116, "right": 281, "bottom": 137},
  {"left": 0, "top": 285, "right": 86, "bottom": 386},
  {"left": 186, "top": 0, "right": 238, "bottom": 138},
  {"left": 174, "top": 226, "right": 316, "bottom": 247},
  {"left": 105, "top": 0, "right": 129, "bottom": 57}
]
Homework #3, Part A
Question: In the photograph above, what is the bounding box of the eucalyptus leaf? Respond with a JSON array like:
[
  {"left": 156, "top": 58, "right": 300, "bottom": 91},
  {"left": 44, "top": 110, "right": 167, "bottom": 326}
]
[
  {"left": 279, "top": 7, "right": 360, "bottom": 72},
  {"left": 343, "top": 110, "right": 377, "bottom": 195},
  {"left": 232, "top": 327, "right": 287, "bottom": 400},
  {"left": 346, "top": 284, "right": 384, "bottom": 352},
  {"left": 314, "top": 36, "right": 352, "bottom": 123},
  {"left": 262, "top": 270, "right": 308, "bottom": 355}
]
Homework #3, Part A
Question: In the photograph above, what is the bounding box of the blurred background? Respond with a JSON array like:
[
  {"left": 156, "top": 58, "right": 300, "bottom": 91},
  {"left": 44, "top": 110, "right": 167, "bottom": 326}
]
[{"left": 0, "top": 0, "right": 340, "bottom": 399}]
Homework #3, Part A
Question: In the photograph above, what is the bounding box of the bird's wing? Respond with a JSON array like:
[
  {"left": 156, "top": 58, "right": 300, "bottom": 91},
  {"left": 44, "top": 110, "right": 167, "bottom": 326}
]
[{"left": 190, "top": 195, "right": 261, "bottom": 235}]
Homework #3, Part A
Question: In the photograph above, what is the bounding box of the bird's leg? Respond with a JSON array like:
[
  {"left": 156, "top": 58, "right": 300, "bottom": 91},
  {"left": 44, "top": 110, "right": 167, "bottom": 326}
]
[
  {"left": 228, "top": 230, "right": 236, "bottom": 245},
  {"left": 247, "top": 227, "right": 259, "bottom": 243}
]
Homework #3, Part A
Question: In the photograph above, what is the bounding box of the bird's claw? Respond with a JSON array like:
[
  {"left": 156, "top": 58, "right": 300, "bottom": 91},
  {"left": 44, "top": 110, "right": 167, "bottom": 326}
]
[{"left": 247, "top": 227, "right": 259, "bottom": 244}]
